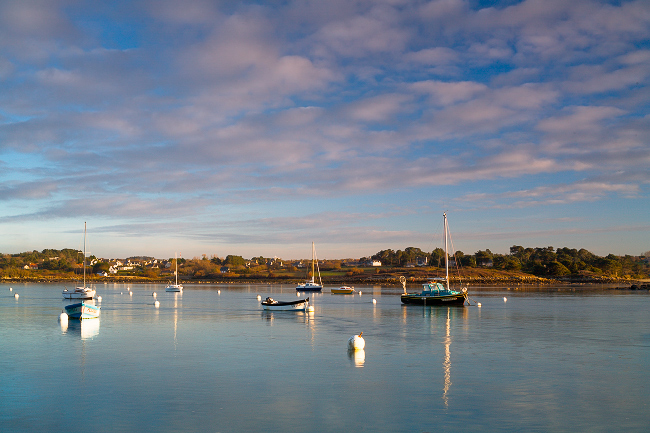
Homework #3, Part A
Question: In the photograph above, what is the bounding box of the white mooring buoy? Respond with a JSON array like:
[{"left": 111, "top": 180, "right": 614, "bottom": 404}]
[
  {"left": 154, "top": 300, "right": 160, "bottom": 308},
  {"left": 372, "top": 298, "right": 377, "bottom": 304},
  {"left": 348, "top": 332, "right": 365, "bottom": 350},
  {"left": 98, "top": 296, "right": 102, "bottom": 302},
  {"left": 152, "top": 292, "right": 157, "bottom": 298},
  {"left": 59, "top": 310, "right": 68, "bottom": 323},
  {"left": 503, "top": 297, "right": 507, "bottom": 302},
  {"left": 14, "top": 293, "right": 19, "bottom": 299},
  {"left": 477, "top": 302, "right": 482, "bottom": 307},
  {"left": 257, "top": 295, "right": 261, "bottom": 301}
]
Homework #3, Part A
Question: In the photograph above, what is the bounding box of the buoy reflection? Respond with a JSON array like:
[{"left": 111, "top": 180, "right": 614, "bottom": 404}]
[{"left": 348, "top": 348, "right": 365, "bottom": 367}]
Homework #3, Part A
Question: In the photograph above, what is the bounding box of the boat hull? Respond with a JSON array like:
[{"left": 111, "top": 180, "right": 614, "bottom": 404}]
[
  {"left": 332, "top": 287, "right": 354, "bottom": 294},
  {"left": 296, "top": 283, "right": 322, "bottom": 292},
  {"left": 400, "top": 293, "right": 466, "bottom": 305},
  {"left": 261, "top": 297, "right": 309, "bottom": 311},
  {"left": 65, "top": 302, "right": 100, "bottom": 319},
  {"left": 165, "top": 285, "right": 183, "bottom": 292}
]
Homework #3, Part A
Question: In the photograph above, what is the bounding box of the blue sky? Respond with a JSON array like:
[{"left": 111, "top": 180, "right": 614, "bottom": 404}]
[{"left": 1, "top": 0, "right": 649, "bottom": 260}]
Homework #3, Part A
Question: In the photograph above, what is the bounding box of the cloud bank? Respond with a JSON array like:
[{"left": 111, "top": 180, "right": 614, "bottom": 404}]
[{"left": 0, "top": 0, "right": 648, "bottom": 258}]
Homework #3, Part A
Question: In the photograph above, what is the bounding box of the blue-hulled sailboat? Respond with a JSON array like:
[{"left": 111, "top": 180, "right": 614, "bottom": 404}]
[{"left": 401, "top": 213, "right": 468, "bottom": 306}]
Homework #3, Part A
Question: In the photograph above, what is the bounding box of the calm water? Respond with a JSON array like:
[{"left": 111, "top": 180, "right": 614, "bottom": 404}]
[{"left": 1, "top": 283, "right": 648, "bottom": 432}]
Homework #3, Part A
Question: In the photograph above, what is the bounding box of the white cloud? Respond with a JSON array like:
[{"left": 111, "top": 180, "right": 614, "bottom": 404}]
[
  {"left": 1, "top": 0, "right": 649, "bottom": 258},
  {"left": 411, "top": 80, "right": 487, "bottom": 105},
  {"left": 343, "top": 93, "right": 412, "bottom": 122},
  {"left": 404, "top": 47, "right": 459, "bottom": 65},
  {"left": 537, "top": 106, "right": 626, "bottom": 133}
]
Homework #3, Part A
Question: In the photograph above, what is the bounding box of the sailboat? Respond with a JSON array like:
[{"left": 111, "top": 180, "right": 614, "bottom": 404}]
[
  {"left": 62, "top": 222, "right": 96, "bottom": 300},
  {"left": 63, "top": 222, "right": 100, "bottom": 319},
  {"left": 165, "top": 253, "right": 183, "bottom": 292},
  {"left": 296, "top": 242, "right": 323, "bottom": 292},
  {"left": 400, "top": 213, "right": 468, "bottom": 306}
]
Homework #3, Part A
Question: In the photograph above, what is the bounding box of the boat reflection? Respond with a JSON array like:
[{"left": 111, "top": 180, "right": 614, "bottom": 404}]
[
  {"left": 400, "top": 306, "right": 467, "bottom": 408},
  {"left": 442, "top": 308, "right": 451, "bottom": 407},
  {"left": 173, "top": 293, "right": 180, "bottom": 350},
  {"left": 260, "top": 310, "right": 313, "bottom": 325},
  {"left": 62, "top": 317, "right": 100, "bottom": 340}
]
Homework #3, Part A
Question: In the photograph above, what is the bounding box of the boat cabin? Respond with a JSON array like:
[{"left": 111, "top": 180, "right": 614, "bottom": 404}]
[{"left": 421, "top": 282, "right": 453, "bottom": 295}]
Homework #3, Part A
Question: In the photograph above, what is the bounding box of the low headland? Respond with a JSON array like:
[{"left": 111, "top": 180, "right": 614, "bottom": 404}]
[
  {"left": 3, "top": 245, "right": 648, "bottom": 290},
  {"left": 2, "top": 266, "right": 648, "bottom": 290}
]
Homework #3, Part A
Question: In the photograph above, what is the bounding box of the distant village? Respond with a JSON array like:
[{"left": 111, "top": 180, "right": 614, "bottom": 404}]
[{"left": 21, "top": 256, "right": 388, "bottom": 277}]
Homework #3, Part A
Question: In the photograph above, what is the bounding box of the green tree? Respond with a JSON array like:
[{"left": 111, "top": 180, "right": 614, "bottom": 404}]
[
  {"left": 431, "top": 248, "right": 445, "bottom": 267},
  {"left": 92, "top": 262, "right": 111, "bottom": 274},
  {"left": 547, "top": 261, "right": 571, "bottom": 276},
  {"left": 224, "top": 255, "right": 246, "bottom": 267}
]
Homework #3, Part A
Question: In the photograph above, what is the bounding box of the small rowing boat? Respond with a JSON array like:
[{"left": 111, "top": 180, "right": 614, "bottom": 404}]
[{"left": 261, "top": 297, "right": 310, "bottom": 311}]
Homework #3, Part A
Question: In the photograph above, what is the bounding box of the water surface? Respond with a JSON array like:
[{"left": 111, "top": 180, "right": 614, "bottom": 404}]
[{"left": 1, "top": 283, "right": 648, "bottom": 432}]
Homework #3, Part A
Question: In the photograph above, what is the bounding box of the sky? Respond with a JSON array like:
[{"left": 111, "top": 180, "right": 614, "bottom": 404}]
[{"left": 1, "top": 0, "right": 649, "bottom": 261}]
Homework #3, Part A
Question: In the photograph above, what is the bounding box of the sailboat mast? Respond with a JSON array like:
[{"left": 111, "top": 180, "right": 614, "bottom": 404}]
[
  {"left": 443, "top": 213, "right": 449, "bottom": 290},
  {"left": 311, "top": 242, "right": 315, "bottom": 283},
  {"left": 175, "top": 252, "right": 178, "bottom": 285},
  {"left": 83, "top": 221, "right": 86, "bottom": 287}
]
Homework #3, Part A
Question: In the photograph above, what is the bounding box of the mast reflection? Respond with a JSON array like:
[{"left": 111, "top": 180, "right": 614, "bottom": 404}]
[
  {"left": 401, "top": 305, "right": 468, "bottom": 408},
  {"left": 442, "top": 308, "right": 451, "bottom": 407}
]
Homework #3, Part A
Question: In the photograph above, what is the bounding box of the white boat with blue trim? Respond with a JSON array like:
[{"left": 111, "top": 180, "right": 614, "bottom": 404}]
[{"left": 65, "top": 301, "right": 100, "bottom": 319}]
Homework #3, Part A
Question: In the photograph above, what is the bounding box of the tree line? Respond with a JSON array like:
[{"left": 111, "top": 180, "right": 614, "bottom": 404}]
[
  {"left": 1, "top": 246, "right": 648, "bottom": 280},
  {"left": 369, "top": 246, "right": 649, "bottom": 278}
]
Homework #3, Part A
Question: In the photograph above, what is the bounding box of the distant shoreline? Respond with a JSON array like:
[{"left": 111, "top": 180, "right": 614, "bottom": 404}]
[{"left": 2, "top": 273, "right": 649, "bottom": 288}]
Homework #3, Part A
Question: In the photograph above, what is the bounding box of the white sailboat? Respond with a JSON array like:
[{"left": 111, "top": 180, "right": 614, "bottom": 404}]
[
  {"left": 62, "top": 222, "right": 96, "bottom": 300},
  {"left": 165, "top": 253, "right": 183, "bottom": 292},
  {"left": 296, "top": 242, "right": 322, "bottom": 292}
]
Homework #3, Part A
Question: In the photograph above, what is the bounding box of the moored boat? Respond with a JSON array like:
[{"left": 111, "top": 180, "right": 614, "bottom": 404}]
[
  {"left": 400, "top": 281, "right": 466, "bottom": 305},
  {"left": 64, "top": 301, "right": 100, "bottom": 319},
  {"left": 165, "top": 253, "right": 183, "bottom": 292},
  {"left": 63, "top": 222, "right": 96, "bottom": 300},
  {"left": 63, "top": 286, "right": 96, "bottom": 300},
  {"left": 296, "top": 242, "right": 322, "bottom": 292},
  {"left": 331, "top": 286, "right": 354, "bottom": 294},
  {"left": 261, "top": 297, "right": 310, "bottom": 311},
  {"left": 400, "top": 213, "right": 469, "bottom": 306}
]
